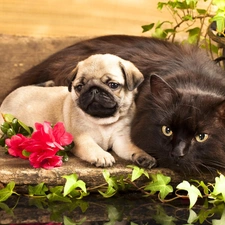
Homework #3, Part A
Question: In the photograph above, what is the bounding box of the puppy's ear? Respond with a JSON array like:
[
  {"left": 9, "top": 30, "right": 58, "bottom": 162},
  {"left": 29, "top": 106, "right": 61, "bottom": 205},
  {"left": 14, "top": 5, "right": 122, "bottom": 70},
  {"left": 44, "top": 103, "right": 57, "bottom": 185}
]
[
  {"left": 119, "top": 61, "right": 144, "bottom": 91},
  {"left": 68, "top": 66, "right": 78, "bottom": 92}
]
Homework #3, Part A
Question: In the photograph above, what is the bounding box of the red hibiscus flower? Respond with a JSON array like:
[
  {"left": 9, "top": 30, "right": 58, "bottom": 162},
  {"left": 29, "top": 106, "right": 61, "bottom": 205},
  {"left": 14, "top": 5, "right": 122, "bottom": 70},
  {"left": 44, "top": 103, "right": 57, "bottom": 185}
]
[
  {"left": 5, "top": 134, "right": 30, "bottom": 159},
  {"left": 29, "top": 151, "right": 63, "bottom": 169},
  {"left": 27, "top": 122, "right": 73, "bottom": 152},
  {"left": 4, "top": 120, "right": 74, "bottom": 169},
  {"left": 23, "top": 121, "right": 73, "bottom": 169}
]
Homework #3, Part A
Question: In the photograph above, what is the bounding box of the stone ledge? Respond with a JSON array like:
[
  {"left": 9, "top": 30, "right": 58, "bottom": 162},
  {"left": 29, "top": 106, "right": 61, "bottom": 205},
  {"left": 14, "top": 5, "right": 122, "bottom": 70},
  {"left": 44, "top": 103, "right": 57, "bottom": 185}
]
[{"left": 0, "top": 147, "right": 216, "bottom": 190}]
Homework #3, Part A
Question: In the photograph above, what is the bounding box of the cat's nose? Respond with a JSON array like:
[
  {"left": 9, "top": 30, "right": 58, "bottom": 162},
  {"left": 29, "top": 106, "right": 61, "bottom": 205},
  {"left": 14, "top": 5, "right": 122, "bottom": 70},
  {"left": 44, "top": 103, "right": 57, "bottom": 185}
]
[{"left": 171, "top": 141, "right": 186, "bottom": 158}]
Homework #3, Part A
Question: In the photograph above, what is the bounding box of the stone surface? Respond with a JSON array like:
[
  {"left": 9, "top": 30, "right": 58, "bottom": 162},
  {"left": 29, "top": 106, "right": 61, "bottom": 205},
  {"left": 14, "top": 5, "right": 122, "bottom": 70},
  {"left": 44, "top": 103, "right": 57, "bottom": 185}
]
[{"left": 0, "top": 34, "right": 89, "bottom": 104}]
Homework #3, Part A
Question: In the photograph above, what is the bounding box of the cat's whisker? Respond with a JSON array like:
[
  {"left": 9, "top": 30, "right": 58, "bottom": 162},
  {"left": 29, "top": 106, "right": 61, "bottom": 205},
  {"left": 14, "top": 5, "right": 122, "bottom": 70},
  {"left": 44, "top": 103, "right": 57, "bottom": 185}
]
[
  {"left": 204, "top": 160, "right": 225, "bottom": 170},
  {"left": 199, "top": 163, "right": 216, "bottom": 176}
]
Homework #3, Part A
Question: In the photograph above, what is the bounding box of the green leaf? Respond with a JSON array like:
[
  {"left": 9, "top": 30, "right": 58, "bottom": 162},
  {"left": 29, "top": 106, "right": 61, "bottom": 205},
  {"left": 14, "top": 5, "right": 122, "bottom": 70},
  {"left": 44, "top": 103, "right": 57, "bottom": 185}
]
[
  {"left": 197, "top": 8, "right": 207, "bottom": 15},
  {"left": 64, "top": 215, "right": 86, "bottom": 225},
  {"left": 102, "top": 170, "right": 118, "bottom": 190},
  {"left": 210, "top": 174, "right": 225, "bottom": 202},
  {"left": 153, "top": 205, "right": 177, "bottom": 225},
  {"left": 157, "top": 2, "right": 167, "bottom": 10},
  {"left": 192, "top": 180, "right": 209, "bottom": 195},
  {"left": 187, "top": 27, "right": 201, "bottom": 44},
  {"left": 183, "top": 14, "right": 193, "bottom": 21},
  {"left": 3, "top": 114, "right": 14, "bottom": 123},
  {"left": 63, "top": 173, "right": 87, "bottom": 197},
  {"left": 63, "top": 216, "right": 77, "bottom": 225},
  {"left": 144, "top": 174, "right": 173, "bottom": 200},
  {"left": 0, "top": 122, "right": 10, "bottom": 134},
  {"left": 104, "top": 205, "right": 122, "bottom": 225},
  {"left": 142, "top": 23, "right": 155, "bottom": 33},
  {"left": 187, "top": 209, "right": 199, "bottom": 224},
  {"left": 22, "top": 149, "right": 31, "bottom": 158},
  {"left": 18, "top": 120, "right": 33, "bottom": 135},
  {"left": 47, "top": 192, "right": 71, "bottom": 203},
  {"left": 98, "top": 170, "right": 119, "bottom": 198},
  {"left": 176, "top": 180, "right": 202, "bottom": 208},
  {"left": 212, "top": 208, "right": 225, "bottom": 225},
  {"left": 0, "top": 181, "right": 16, "bottom": 202},
  {"left": 213, "top": 0, "right": 225, "bottom": 10},
  {"left": 127, "top": 165, "right": 149, "bottom": 181},
  {"left": 28, "top": 183, "right": 48, "bottom": 196},
  {"left": 99, "top": 186, "right": 117, "bottom": 198}
]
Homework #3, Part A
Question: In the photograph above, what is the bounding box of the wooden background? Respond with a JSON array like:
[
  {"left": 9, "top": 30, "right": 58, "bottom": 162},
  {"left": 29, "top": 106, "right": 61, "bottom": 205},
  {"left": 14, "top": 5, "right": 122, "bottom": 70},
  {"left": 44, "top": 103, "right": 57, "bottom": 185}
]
[{"left": 0, "top": 0, "right": 170, "bottom": 37}]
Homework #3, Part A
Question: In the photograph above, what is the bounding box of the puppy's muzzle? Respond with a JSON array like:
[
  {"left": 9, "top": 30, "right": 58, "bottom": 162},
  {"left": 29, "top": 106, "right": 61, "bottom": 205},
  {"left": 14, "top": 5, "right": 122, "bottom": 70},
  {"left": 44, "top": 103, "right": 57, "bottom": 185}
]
[{"left": 79, "top": 86, "right": 118, "bottom": 118}]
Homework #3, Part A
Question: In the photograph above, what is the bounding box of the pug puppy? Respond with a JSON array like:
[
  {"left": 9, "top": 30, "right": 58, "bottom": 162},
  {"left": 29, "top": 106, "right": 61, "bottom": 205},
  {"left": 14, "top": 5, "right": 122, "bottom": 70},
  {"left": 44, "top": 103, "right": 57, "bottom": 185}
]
[{"left": 0, "top": 54, "right": 156, "bottom": 168}]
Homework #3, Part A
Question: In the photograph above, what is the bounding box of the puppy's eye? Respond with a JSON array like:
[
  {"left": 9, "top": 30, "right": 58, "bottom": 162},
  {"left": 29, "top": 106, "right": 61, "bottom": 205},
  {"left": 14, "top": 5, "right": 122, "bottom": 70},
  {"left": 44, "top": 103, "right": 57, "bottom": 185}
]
[
  {"left": 195, "top": 133, "right": 208, "bottom": 142},
  {"left": 162, "top": 126, "right": 173, "bottom": 137},
  {"left": 108, "top": 82, "right": 120, "bottom": 89},
  {"left": 75, "top": 84, "right": 83, "bottom": 93}
]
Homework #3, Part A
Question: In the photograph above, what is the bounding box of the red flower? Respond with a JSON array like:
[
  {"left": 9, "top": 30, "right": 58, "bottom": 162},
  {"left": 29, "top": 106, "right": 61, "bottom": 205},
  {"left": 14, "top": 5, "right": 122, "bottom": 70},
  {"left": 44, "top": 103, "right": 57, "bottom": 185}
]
[
  {"left": 5, "top": 134, "right": 29, "bottom": 159},
  {"left": 4, "top": 121, "right": 73, "bottom": 169},
  {"left": 26, "top": 122, "right": 73, "bottom": 152},
  {"left": 29, "top": 151, "right": 63, "bottom": 169}
]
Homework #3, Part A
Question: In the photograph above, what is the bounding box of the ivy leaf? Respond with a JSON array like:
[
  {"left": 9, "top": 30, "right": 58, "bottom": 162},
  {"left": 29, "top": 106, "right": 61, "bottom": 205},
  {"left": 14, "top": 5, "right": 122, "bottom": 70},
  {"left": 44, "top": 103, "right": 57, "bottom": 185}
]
[
  {"left": 144, "top": 174, "right": 173, "bottom": 200},
  {"left": 2, "top": 114, "right": 14, "bottom": 123},
  {"left": 28, "top": 183, "right": 48, "bottom": 196},
  {"left": 213, "top": 0, "right": 225, "bottom": 10},
  {"left": 64, "top": 215, "right": 86, "bottom": 225},
  {"left": 0, "top": 181, "right": 17, "bottom": 202},
  {"left": 142, "top": 23, "right": 155, "bottom": 33},
  {"left": 187, "top": 209, "right": 198, "bottom": 224},
  {"left": 0, "top": 202, "right": 14, "bottom": 216},
  {"left": 62, "top": 173, "right": 87, "bottom": 197},
  {"left": 99, "top": 186, "right": 117, "bottom": 198},
  {"left": 210, "top": 173, "right": 225, "bottom": 202},
  {"left": 127, "top": 165, "right": 149, "bottom": 181},
  {"left": 104, "top": 205, "right": 122, "bottom": 225},
  {"left": 176, "top": 180, "right": 202, "bottom": 208},
  {"left": 192, "top": 180, "right": 209, "bottom": 195},
  {"left": 197, "top": 8, "right": 207, "bottom": 15},
  {"left": 153, "top": 205, "right": 177, "bottom": 225},
  {"left": 187, "top": 27, "right": 201, "bottom": 44},
  {"left": 102, "top": 170, "right": 118, "bottom": 189},
  {"left": 212, "top": 208, "right": 225, "bottom": 225},
  {"left": 69, "top": 189, "right": 89, "bottom": 199},
  {"left": 211, "top": 13, "right": 225, "bottom": 34},
  {"left": 47, "top": 192, "right": 71, "bottom": 203},
  {"left": 98, "top": 170, "right": 118, "bottom": 198}
]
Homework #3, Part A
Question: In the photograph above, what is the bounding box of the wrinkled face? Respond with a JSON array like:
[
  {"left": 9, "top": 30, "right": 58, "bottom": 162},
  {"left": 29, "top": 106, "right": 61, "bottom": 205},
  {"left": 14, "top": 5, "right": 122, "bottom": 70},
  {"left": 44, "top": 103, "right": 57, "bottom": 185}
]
[
  {"left": 132, "top": 75, "right": 225, "bottom": 174},
  {"left": 68, "top": 54, "right": 144, "bottom": 120}
]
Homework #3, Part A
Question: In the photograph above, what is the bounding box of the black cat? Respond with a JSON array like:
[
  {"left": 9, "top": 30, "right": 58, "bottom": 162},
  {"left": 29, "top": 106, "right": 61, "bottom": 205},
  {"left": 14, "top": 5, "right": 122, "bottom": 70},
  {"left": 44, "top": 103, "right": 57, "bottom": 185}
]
[
  {"left": 132, "top": 70, "right": 225, "bottom": 174},
  {"left": 9, "top": 35, "right": 225, "bottom": 174}
]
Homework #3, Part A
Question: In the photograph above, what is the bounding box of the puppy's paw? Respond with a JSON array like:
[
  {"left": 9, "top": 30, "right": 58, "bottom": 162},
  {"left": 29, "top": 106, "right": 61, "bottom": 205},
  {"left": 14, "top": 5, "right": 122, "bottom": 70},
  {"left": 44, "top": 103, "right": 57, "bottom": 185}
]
[
  {"left": 91, "top": 151, "right": 116, "bottom": 167},
  {"left": 132, "top": 152, "right": 156, "bottom": 169}
]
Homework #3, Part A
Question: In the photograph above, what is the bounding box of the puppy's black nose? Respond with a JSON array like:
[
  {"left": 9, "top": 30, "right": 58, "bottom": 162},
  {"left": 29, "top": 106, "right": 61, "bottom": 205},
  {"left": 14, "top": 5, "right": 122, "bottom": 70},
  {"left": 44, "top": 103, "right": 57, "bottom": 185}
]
[{"left": 90, "top": 88, "right": 99, "bottom": 95}]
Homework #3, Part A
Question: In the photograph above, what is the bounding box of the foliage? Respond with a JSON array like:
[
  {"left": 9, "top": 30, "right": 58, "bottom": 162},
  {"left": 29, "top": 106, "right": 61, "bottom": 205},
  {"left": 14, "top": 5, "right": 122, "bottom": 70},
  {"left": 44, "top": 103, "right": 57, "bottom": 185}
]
[
  {"left": 1, "top": 167, "right": 225, "bottom": 224},
  {"left": 142, "top": 0, "right": 225, "bottom": 58},
  {"left": 0, "top": 166, "right": 225, "bottom": 207}
]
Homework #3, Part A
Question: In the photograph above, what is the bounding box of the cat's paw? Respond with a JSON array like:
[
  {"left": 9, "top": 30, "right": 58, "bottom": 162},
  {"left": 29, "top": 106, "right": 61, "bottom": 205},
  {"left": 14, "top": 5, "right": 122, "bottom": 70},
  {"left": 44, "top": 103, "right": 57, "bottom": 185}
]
[
  {"left": 91, "top": 151, "right": 116, "bottom": 167},
  {"left": 132, "top": 152, "right": 156, "bottom": 169}
]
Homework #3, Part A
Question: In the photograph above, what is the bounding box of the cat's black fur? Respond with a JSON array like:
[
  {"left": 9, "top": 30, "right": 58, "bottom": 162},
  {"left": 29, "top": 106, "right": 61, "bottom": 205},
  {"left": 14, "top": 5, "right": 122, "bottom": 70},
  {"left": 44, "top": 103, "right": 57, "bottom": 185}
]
[
  {"left": 9, "top": 35, "right": 225, "bottom": 174},
  {"left": 132, "top": 72, "right": 225, "bottom": 174}
]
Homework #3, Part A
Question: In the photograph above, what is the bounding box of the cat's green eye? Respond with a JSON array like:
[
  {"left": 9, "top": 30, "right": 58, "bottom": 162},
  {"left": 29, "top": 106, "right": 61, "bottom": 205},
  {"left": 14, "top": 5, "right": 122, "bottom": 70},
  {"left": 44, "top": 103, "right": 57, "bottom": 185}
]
[
  {"left": 195, "top": 133, "right": 209, "bottom": 142},
  {"left": 162, "top": 126, "right": 173, "bottom": 137}
]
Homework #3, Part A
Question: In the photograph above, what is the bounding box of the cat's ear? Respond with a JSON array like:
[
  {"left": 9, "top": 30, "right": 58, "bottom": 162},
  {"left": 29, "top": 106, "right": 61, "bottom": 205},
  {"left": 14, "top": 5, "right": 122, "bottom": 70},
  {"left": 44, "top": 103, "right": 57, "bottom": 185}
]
[
  {"left": 150, "top": 74, "right": 177, "bottom": 102},
  {"left": 216, "top": 101, "right": 225, "bottom": 119}
]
